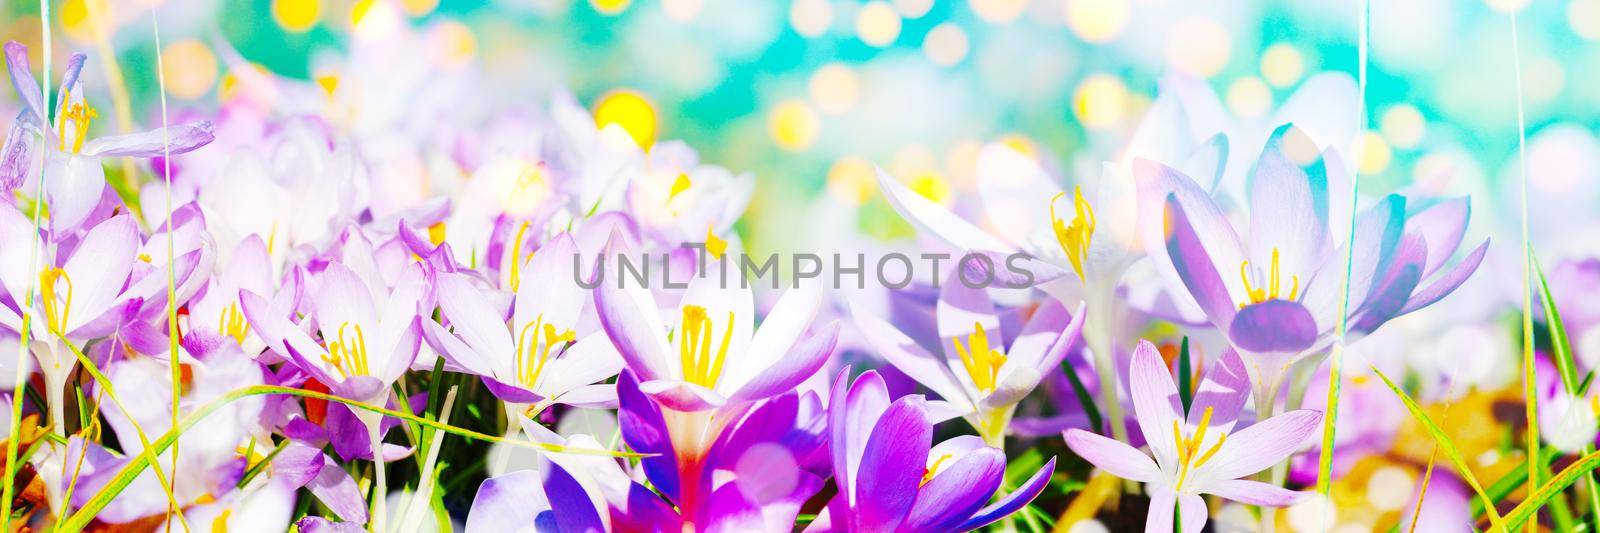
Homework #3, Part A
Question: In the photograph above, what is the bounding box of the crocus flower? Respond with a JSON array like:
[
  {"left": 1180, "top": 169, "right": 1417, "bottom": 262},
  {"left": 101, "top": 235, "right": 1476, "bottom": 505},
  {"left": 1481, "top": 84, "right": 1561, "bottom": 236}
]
[
  {"left": 241, "top": 254, "right": 429, "bottom": 403},
  {"left": 807, "top": 369, "right": 1056, "bottom": 533},
  {"left": 623, "top": 141, "right": 753, "bottom": 249},
  {"left": 240, "top": 254, "right": 430, "bottom": 532},
  {"left": 427, "top": 232, "right": 624, "bottom": 411},
  {"left": 1064, "top": 341, "right": 1322, "bottom": 533},
  {"left": 1137, "top": 128, "right": 1489, "bottom": 397},
  {"left": 0, "top": 203, "right": 139, "bottom": 432},
  {"left": 614, "top": 369, "right": 828, "bottom": 531},
  {"left": 2, "top": 42, "right": 213, "bottom": 235},
  {"left": 852, "top": 269, "right": 1085, "bottom": 444},
  {"left": 594, "top": 235, "right": 837, "bottom": 413}
]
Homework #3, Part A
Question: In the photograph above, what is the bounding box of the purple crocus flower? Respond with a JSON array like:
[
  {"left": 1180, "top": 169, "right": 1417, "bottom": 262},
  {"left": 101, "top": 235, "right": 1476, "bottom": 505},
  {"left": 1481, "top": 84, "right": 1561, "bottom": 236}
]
[
  {"left": 1064, "top": 341, "right": 1322, "bottom": 533},
  {"left": 1136, "top": 127, "right": 1488, "bottom": 396},
  {"left": 0, "top": 202, "right": 143, "bottom": 435},
  {"left": 806, "top": 369, "right": 1056, "bottom": 533},
  {"left": 594, "top": 235, "right": 837, "bottom": 414},
  {"left": 2, "top": 42, "right": 213, "bottom": 235},
  {"left": 613, "top": 369, "right": 828, "bottom": 531},
  {"left": 426, "top": 232, "right": 623, "bottom": 410},
  {"left": 851, "top": 269, "right": 1085, "bottom": 444},
  {"left": 240, "top": 255, "right": 430, "bottom": 404}
]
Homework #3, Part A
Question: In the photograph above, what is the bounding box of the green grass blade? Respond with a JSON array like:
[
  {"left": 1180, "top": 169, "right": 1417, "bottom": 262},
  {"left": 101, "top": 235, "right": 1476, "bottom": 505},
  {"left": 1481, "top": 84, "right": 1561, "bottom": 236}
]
[
  {"left": 1368, "top": 365, "right": 1506, "bottom": 531},
  {"left": 1532, "top": 257, "right": 1600, "bottom": 529},
  {"left": 1315, "top": 1, "right": 1371, "bottom": 519},
  {"left": 1506, "top": 448, "right": 1600, "bottom": 531},
  {"left": 1177, "top": 337, "right": 1193, "bottom": 412},
  {"left": 1061, "top": 358, "right": 1103, "bottom": 434},
  {"left": 1473, "top": 446, "right": 1558, "bottom": 520}
]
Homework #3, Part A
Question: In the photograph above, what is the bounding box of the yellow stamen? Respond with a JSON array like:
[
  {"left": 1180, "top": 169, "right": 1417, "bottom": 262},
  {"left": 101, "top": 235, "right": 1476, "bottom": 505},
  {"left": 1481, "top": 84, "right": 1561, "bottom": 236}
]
[
  {"left": 212, "top": 508, "right": 232, "bottom": 533},
  {"left": 218, "top": 302, "right": 249, "bottom": 345},
  {"left": 668, "top": 173, "right": 692, "bottom": 203},
  {"left": 266, "top": 223, "right": 280, "bottom": 256},
  {"left": 1171, "top": 406, "right": 1229, "bottom": 492},
  {"left": 951, "top": 322, "right": 1008, "bottom": 395},
  {"left": 56, "top": 88, "right": 99, "bottom": 154},
  {"left": 137, "top": 253, "right": 153, "bottom": 263},
  {"left": 512, "top": 313, "right": 576, "bottom": 389},
  {"left": 427, "top": 222, "right": 447, "bottom": 246},
  {"left": 320, "top": 322, "right": 370, "bottom": 378},
  {"left": 1049, "top": 187, "right": 1096, "bottom": 283},
  {"left": 507, "top": 221, "right": 532, "bottom": 292},
  {"left": 920, "top": 453, "right": 954, "bottom": 486},
  {"left": 677, "top": 305, "right": 735, "bottom": 389},
  {"left": 705, "top": 226, "right": 726, "bottom": 260},
  {"left": 1239, "top": 247, "right": 1299, "bottom": 308},
  {"left": 39, "top": 267, "right": 74, "bottom": 336}
]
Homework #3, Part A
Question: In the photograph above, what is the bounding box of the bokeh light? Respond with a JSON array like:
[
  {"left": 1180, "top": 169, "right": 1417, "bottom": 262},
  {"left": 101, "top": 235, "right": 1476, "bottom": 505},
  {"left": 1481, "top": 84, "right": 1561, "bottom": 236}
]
[
  {"left": 1225, "top": 76, "right": 1272, "bottom": 118},
  {"left": 856, "top": 1, "right": 903, "bottom": 47},
  {"left": 1261, "top": 43, "right": 1306, "bottom": 88},
  {"left": 1380, "top": 104, "right": 1426, "bottom": 150},
  {"left": 272, "top": 0, "right": 321, "bottom": 33},
  {"left": 1166, "top": 17, "right": 1232, "bottom": 78},
  {"left": 1064, "top": 0, "right": 1131, "bottom": 44},
  {"left": 1073, "top": 74, "right": 1128, "bottom": 129},
  {"left": 790, "top": 0, "right": 833, "bottom": 37},
  {"left": 809, "top": 64, "right": 860, "bottom": 115},
  {"left": 590, "top": 0, "right": 632, "bottom": 16},
  {"left": 769, "top": 100, "right": 822, "bottom": 151},
  {"left": 970, "top": 0, "right": 1029, "bottom": 24},
  {"left": 594, "top": 89, "right": 659, "bottom": 149},
  {"left": 161, "top": 40, "right": 219, "bottom": 100},
  {"left": 922, "top": 23, "right": 969, "bottom": 67}
]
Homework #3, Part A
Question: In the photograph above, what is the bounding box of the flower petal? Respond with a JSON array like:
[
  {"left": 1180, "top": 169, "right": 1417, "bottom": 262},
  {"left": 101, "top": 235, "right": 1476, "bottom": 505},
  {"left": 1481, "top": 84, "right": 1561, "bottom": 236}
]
[
  {"left": 1188, "top": 349, "right": 1250, "bottom": 434},
  {"left": 876, "top": 166, "right": 1015, "bottom": 253},
  {"left": 902, "top": 446, "right": 1005, "bottom": 531},
  {"left": 1201, "top": 409, "right": 1322, "bottom": 481},
  {"left": 1205, "top": 478, "right": 1306, "bottom": 507},
  {"left": 593, "top": 233, "right": 673, "bottom": 382},
  {"left": 727, "top": 320, "right": 837, "bottom": 404},
  {"left": 514, "top": 232, "right": 585, "bottom": 331},
  {"left": 80, "top": 122, "right": 216, "bottom": 158},
  {"left": 1248, "top": 133, "right": 1331, "bottom": 280},
  {"left": 0, "top": 111, "right": 37, "bottom": 191},
  {"left": 44, "top": 154, "right": 108, "bottom": 235},
  {"left": 3, "top": 42, "right": 44, "bottom": 119},
  {"left": 1228, "top": 299, "right": 1317, "bottom": 354},
  {"left": 62, "top": 214, "right": 138, "bottom": 333},
  {"left": 1063, "top": 429, "right": 1161, "bottom": 483},
  {"left": 955, "top": 457, "right": 1056, "bottom": 531},
  {"left": 830, "top": 369, "right": 889, "bottom": 504},
  {"left": 436, "top": 272, "right": 514, "bottom": 375},
  {"left": 725, "top": 280, "right": 822, "bottom": 395},
  {"left": 615, "top": 371, "right": 680, "bottom": 502},
  {"left": 1161, "top": 192, "right": 1240, "bottom": 329},
  {"left": 1399, "top": 239, "right": 1489, "bottom": 316},
  {"left": 849, "top": 299, "right": 974, "bottom": 412},
  {"left": 639, "top": 379, "right": 727, "bottom": 412},
  {"left": 543, "top": 462, "right": 605, "bottom": 533},
  {"left": 465, "top": 471, "right": 548, "bottom": 533},
  {"left": 854, "top": 396, "right": 933, "bottom": 531},
  {"left": 975, "top": 142, "right": 1064, "bottom": 249},
  {"left": 1128, "top": 340, "right": 1183, "bottom": 467}
]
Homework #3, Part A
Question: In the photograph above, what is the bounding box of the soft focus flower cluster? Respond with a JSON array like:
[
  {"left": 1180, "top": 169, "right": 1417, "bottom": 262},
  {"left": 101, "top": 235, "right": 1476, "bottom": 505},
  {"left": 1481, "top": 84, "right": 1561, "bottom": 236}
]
[{"left": 0, "top": 8, "right": 1506, "bottom": 531}]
